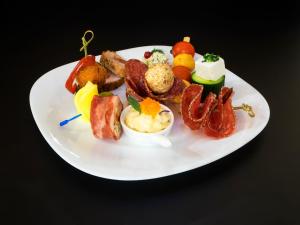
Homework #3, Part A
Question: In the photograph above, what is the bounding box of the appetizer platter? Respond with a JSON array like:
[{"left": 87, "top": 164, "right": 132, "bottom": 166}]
[{"left": 30, "top": 31, "right": 270, "bottom": 180}]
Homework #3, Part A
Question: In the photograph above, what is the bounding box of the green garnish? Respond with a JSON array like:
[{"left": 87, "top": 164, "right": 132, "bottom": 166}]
[
  {"left": 128, "top": 96, "right": 141, "bottom": 113},
  {"left": 99, "top": 91, "right": 113, "bottom": 97},
  {"left": 202, "top": 53, "right": 220, "bottom": 62},
  {"left": 151, "top": 48, "right": 164, "bottom": 54}
]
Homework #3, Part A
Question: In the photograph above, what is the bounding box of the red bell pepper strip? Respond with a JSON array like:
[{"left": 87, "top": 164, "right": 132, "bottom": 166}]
[{"left": 65, "top": 55, "right": 96, "bottom": 93}]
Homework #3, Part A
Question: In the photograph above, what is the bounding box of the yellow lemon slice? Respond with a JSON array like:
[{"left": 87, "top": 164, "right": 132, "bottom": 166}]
[{"left": 74, "top": 81, "right": 98, "bottom": 122}]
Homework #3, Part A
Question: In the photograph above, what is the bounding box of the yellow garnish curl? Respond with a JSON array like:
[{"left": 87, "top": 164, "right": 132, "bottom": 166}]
[{"left": 140, "top": 97, "right": 161, "bottom": 117}]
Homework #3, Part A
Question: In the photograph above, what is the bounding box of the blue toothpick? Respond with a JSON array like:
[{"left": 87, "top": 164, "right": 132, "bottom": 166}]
[{"left": 59, "top": 114, "right": 82, "bottom": 126}]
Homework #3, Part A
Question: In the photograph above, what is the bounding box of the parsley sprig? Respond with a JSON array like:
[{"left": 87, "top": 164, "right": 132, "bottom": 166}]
[
  {"left": 151, "top": 48, "right": 164, "bottom": 54},
  {"left": 202, "top": 53, "right": 220, "bottom": 62}
]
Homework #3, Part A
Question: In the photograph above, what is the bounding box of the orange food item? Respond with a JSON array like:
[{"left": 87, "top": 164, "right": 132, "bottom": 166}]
[
  {"left": 173, "top": 53, "right": 195, "bottom": 70},
  {"left": 172, "top": 66, "right": 191, "bottom": 81},
  {"left": 76, "top": 64, "right": 107, "bottom": 89},
  {"left": 172, "top": 37, "right": 195, "bottom": 57},
  {"left": 140, "top": 97, "right": 161, "bottom": 117}
]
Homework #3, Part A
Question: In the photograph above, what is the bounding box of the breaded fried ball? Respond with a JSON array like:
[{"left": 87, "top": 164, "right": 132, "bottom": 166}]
[
  {"left": 76, "top": 63, "right": 107, "bottom": 89},
  {"left": 145, "top": 63, "right": 174, "bottom": 94}
]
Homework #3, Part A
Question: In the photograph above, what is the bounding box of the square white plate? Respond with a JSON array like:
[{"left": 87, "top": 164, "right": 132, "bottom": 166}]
[{"left": 29, "top": 46, "right": 270, "bottom": 181}]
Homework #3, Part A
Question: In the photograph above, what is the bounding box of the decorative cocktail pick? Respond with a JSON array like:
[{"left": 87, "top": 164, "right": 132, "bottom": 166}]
[
  {"left": 233, "top": 104, "right": 255, "bottom": 117},
  {"left": 80, "top": 30, "right": 94, "bottom": 57},
  {"left": 59, "top": 114, "right": 82, "bottom": 127}
]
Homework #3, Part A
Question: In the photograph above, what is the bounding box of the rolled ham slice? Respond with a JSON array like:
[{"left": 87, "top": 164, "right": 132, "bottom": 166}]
[{"left": 90, "top": 95, "right": 123, "bottom": 140}]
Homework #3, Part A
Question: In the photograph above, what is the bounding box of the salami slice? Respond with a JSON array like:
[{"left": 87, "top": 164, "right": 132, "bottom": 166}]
[
  {"left": 205, "top": 87, "right": 235, "bottom": 137},
  {"left": 125, "top": 59, "right": 148, "bottom": 98},
  {"left": 181, "top": 84, "right": 204, "bottom": 130},
  {"left": 125, "top": 80, "right": 145, "bottom": 102},
  {"left": 181, "top": 85, "right": 236, "bottom": 138},
  {"left": 189, "top": 91, "right": 216, "bottom": 127}
]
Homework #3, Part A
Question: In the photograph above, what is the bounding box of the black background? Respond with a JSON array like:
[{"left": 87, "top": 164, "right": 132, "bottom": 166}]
[{"left": 2, "top": 2, "right": 300, "bottom": 225}]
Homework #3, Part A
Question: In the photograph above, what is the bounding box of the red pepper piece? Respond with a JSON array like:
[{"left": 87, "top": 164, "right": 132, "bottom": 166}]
[{"left": 65, "top": 55, "right": 96, "bottom": 93}]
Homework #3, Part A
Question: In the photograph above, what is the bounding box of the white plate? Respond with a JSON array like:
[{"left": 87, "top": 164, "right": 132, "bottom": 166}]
[{"left": 29, "top": 46, "right": 270, "bottom": 181}]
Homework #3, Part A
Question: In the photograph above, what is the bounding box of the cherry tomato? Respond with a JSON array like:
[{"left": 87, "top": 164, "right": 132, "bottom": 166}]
[
  {"left": 172, "top": 66, "right": 191, "bottom": 81},
  {"left": 172, "top": 37, "right": 195, "bottom": 57}
]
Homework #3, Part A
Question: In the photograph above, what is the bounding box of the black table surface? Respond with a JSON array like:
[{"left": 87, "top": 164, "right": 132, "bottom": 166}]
[{"left": 3, "top": 5, "right": 300, "bottom": 225}]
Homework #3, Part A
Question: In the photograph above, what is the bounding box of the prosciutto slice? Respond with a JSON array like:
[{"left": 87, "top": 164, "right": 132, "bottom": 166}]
[
  {"left": 90, "top": 95, "right": 123, "bottom": 140},
  {"left": 125, "top": 59, "right": 185, "bottom": 102},
  {"left": 181, "top": 84, "right": 236, "bottom": 137}
]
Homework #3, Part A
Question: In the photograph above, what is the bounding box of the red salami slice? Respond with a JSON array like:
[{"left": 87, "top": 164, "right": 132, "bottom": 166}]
[
  {"left": 181, "top": 84, "right": 204, "bottom": 130},
  {"left": 181, "top": 85, "right": 236, "bottom": 138},
  {"left": 125, "top": 80, "right": 145, "bottom": 102},
  {"left": 205, "top": 87, "right": 235, "bottom": 137},
  {"left": 125, "top": 59, "right": 148, "bottom": 98},
  {"left": 189, "top": 92, "right": 216, "bottom": 127}
]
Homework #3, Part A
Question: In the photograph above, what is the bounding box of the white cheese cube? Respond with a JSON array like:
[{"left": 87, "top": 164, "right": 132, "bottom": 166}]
[{"left": 195, "top": 57, "right": 226, "bottom": 81}]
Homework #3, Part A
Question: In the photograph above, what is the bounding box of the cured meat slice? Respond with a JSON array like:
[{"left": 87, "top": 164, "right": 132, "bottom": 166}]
[
  {"left": 125, "top": 59, "right": 186, "bottom": 102},
  {"left": 189, "top": 92, "right": 216, "bottom": 127},
  {"left": 90, "top": 95, "right": 123, "bottom": 140},
  {"left": 205, "top": 87, "right": 235, "bottom": 137},
  {"left": 181, "top": 85, "right": 235, "bottom": 137},
  {"left": 125, "top": 80, "right": 145, "bottom": 102},
  {"left": 181, "top": 84, "right": 216, "bottom": 130},
  {"left": 125, "top": 59, "right": 149, "bottom": 98},
  {"left": 181, "top": 84, "right": 203, "bottom": 130}
]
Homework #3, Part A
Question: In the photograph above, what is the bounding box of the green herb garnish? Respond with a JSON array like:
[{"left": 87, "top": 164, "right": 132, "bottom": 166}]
[
  {"left": 151, "top": 48, "right": 164, "bottom": 54},
  {"left": 202, "top": 53, "right": 220, "bottom": 62},
  {"left": 99, "top": 91, "right": 113, "bottom": 97},
  {"left": 128, "top": 96, "right": 141, "bottom": 113}
]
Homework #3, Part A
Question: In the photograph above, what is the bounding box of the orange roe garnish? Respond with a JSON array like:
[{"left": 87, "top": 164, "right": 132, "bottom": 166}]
[{"left": 140, "top": 97, "right": 161, "bottom": 117}]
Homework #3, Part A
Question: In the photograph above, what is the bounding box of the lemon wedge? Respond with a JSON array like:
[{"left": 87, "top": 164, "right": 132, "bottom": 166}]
[{"left": 74, "top": 81, "right": 98, "bottom": 122}]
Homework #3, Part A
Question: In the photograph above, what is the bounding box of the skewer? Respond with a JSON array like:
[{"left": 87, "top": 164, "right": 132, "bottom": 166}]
[
  {"left": 59, "top": 114, "right": 82, "bottom": 126},
  {"left": 80, "top": 30, "right": 94, "bottom": 57},
  {"left": 233, "top": 104, "right": 255, "bottom": 117}
]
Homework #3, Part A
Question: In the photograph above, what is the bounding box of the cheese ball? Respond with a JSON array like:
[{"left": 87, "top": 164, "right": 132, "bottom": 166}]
[{"left": 145, "top": 64, "right": 174, "bottom": 94}]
